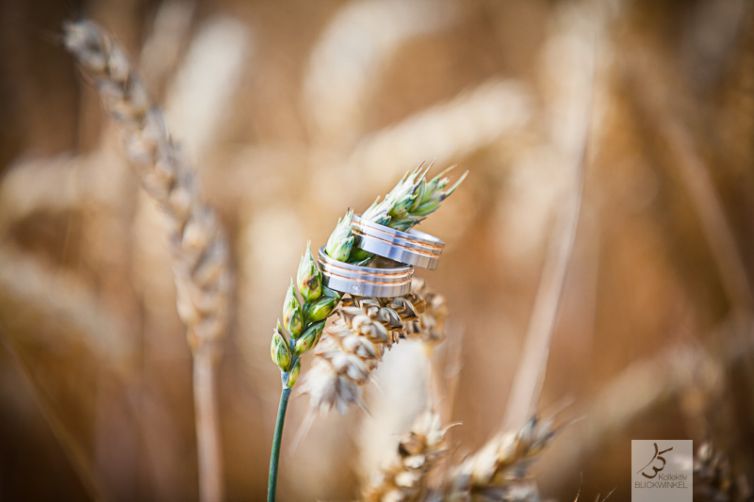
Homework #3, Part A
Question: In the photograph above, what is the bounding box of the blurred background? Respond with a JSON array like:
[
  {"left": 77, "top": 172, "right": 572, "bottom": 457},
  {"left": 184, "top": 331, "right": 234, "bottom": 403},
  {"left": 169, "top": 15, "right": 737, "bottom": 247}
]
[{"left": 1, "top": 0, "right": 753, "bottom": 500}]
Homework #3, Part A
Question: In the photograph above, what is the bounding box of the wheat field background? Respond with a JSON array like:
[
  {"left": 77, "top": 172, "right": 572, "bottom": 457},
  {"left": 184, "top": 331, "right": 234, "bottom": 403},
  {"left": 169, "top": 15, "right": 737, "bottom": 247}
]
[{"left": 0, "top": 0, "right": 753, "bottom": 500}]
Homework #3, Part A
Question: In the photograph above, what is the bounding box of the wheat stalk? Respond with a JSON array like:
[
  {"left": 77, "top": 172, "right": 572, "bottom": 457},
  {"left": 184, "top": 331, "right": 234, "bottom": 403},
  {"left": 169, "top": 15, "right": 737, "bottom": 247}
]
[
  {"left": 362, "top": 410, "right": 449, "bottom": 502},
  {"left": 502, "top": 0, "right": 600, "bottom": 432},
  {"left": 63, "top": 21, "right": 230, "bottom": 502},
  {"left": 267, "top": 166, "right": 463, "bottom": 501}
]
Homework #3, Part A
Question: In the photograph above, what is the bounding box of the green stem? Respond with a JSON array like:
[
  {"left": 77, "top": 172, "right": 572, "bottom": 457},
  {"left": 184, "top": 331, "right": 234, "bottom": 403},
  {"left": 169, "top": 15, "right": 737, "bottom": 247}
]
[{"left": 267, "top": 383, "right": 291, "bottom": 502}]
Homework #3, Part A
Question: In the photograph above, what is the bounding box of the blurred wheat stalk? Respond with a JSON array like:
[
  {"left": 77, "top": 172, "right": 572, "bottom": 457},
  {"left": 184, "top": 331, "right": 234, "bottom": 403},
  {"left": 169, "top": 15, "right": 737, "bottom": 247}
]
[{"left": 63, "top": 20, "right": 231, "bottom": 502}]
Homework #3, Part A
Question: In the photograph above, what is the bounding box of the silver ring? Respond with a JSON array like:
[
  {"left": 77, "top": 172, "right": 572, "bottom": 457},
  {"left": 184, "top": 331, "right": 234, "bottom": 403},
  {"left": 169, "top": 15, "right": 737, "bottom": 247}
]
[
  {"left": 318, "top": 247, "right": 413, "bottom": 297},
  {"left": 351, "top": 215, "right": 445, "bottom": 270}
]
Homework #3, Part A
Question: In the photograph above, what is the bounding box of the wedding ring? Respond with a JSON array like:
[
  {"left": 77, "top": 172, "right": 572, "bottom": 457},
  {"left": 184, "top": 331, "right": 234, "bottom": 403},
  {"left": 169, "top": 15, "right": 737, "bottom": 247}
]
[
  {"left": 351, "top": 215, "right": 445, "bottom": 270},
  {"left": 318, "top": 247, "right": 413, "bottom": 297}
]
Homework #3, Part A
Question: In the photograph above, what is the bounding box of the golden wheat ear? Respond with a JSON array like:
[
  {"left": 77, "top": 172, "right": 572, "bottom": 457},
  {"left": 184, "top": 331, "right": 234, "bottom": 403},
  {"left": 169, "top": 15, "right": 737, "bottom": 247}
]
[
  {"left": 445, "top": 414, "right": 561, "bottom": 500},
  {"left": 300, "top": 279, "right": 448, "bottom": 414},
  {"left": 64, "top": 20, "right": 230, "bottom": 502}
]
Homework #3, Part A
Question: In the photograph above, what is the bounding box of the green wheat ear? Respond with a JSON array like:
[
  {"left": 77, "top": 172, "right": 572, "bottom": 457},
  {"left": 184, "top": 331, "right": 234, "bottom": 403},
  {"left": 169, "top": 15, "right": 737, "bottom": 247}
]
[
  {"left": 269, "top": 242, "right": 337, "bottom": 382},
  {"left": 326, "top": 165, "right": 468, "bottom": 264},
  {"left": 271, "top": 164, "right": 466, "bottom": 384},
  {"left": 325, "top": 211, "right": 355, "bottom": 262}
]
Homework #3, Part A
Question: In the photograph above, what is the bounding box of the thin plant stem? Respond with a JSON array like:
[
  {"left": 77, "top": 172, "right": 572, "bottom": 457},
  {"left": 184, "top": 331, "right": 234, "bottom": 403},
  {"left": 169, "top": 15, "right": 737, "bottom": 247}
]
[
  {"left": 194, "top": 348, "right": 223, "bottom": 502},
  {"left": 503, "top": 13, "right": 599, "bottom": 430},
  {"left": 268, "top": 384, "right": 292, "bottom": 502}
]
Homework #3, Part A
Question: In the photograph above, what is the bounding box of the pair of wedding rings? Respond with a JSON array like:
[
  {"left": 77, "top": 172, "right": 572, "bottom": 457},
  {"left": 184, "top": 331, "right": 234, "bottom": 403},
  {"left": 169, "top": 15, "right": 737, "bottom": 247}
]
[{"left": 318, "top": 215, "right": 445, "bottom": 297}]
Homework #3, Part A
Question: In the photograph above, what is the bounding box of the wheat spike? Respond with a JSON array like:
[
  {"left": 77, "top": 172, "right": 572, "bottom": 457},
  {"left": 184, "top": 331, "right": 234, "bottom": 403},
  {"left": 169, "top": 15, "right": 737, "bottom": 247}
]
[
  {"left": 267, "top": 166, "right": 462, "bottom": 501},
  {"left": 362, "top": 410, "right": 448, "bottom": 502},
  {"left": 446, "top": 416, "right": 555, "bottom": 501},
  {"left": 63, "top": 20, "right": 230, "bottom": 354},
  {"left": 301, "top": 278, "right": 447, "bottom": 413},
  {"left": 64, "top": 21, "right": 230, "bottom": 502},
  {"left": 270, "top": 165, "right": 462, "bottom": 391}
]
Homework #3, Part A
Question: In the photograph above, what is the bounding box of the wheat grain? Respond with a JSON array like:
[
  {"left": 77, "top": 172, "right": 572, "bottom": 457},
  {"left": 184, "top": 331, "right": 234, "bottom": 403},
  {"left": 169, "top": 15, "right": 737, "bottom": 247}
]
[
  {"left": 64, "top": 21, "right": 231, "bottom": 351},
  {"left": 301, "top": 278, "right": 447, "bottom": 413},
  {"left": 64, "top": 21, "right": 230, "bottom": 502},
  {"left": 404, "top": 278, "right": 448, "bottom": 345}
]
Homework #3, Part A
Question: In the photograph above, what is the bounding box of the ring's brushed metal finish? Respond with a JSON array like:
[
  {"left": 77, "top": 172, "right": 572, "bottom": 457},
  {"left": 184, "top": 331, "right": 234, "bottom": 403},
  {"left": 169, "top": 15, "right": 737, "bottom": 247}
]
[
  {"left": 352, "top": 215, "right": 445, "bottom": 270},
  {"left": 318, "top": 247, "right": 413, "bottom": 297}
]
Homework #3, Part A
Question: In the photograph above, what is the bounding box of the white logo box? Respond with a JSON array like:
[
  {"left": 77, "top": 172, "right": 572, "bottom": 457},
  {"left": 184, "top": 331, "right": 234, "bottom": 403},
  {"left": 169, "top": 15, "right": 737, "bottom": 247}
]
[{"left": 631, "top": 440, "right": 693, "bottom": 502}]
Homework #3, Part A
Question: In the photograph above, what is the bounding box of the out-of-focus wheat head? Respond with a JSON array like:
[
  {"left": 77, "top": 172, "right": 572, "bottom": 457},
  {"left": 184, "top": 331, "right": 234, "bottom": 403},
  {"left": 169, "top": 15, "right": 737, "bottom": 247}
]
[
  {"left": 446, "top": 416, "right": 556, "bottom": 501},
  {"left": 63, "top": 20, "right": 230, "bottom": 353},
  {"left": 303, "top": 0, "right": 459, "bottom": 147},
  {"left": 362, "top": 410, "right": 448, "bottom": 502}
]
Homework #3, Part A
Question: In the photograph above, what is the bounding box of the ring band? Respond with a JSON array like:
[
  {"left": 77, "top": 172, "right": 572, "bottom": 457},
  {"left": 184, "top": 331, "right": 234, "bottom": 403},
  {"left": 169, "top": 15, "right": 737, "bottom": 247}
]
[
  {"left": 352, "top": 215, "right": 445, "bottom": 270},
  {"left": 318, "top": 247, "right": 413, "bottom": 297}
]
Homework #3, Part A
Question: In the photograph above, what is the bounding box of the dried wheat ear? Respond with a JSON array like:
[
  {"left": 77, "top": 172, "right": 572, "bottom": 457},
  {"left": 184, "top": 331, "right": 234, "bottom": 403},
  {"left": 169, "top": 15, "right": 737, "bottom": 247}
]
[
  {"left": 445, "top": 416, "right": 556, "bottom": 502},
  {"left": 362, "top": 412, "right": 557, "bottom": 502},
  {"left": 63, "top": 21, "right": 230, "bottom": 353},
  {"left": 64, "top": 21, "right": 229, "bottom": 501},
  {"left": 300, "top": 278, "right": 447, "bottom": 414},
  {"left": 363, "top": 411, "right": 449, "bottom": 502}
]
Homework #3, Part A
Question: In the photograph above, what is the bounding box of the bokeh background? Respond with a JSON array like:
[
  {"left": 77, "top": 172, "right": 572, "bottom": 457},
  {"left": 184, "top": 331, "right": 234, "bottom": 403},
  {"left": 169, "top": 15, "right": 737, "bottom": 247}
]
[{"left": 1, "top": 0, "right": 753, "bottom": 500}]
